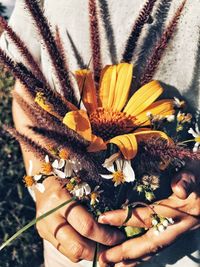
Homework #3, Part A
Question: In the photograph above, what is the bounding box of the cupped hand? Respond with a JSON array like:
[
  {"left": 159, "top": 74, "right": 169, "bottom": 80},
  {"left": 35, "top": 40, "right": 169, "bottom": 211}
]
[
  {"left": 35, "top": 177, "right": 125, "bottom": 263},
  {"left": 98, "top": 166, "right": 200, "bottom": 267}
]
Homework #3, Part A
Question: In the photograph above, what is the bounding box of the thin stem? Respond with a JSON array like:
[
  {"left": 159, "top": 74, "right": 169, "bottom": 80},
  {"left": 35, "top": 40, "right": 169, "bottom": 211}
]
[{"left": 0, "top": 197, "right": 76, "bottom": 251}]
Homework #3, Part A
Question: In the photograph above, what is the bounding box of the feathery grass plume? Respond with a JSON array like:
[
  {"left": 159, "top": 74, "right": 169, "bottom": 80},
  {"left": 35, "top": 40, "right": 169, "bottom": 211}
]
[
  {"left": 28, "top": 103, "right": 89, "bottom": 149},
  {"left": 12, "top": 92, "right": 89, "bottom": 149},
  {"left": 66, "top": 30, "right": 87, "bottom": 69},
  {"left": 0, "top": 16, "right": 46, "bottom": 84},
  {"left": 30, "top": 126, "right": 101, "bottom": 182},
  {"left": 140, "top": 0, "right": 186, "bottom": 85},
  {"left": 143, "top": 137, "right": 200, "bottom": 161},
  {"left": 89, "top": 0, "right": 102, "bottom": 83},
  {"left": 4, "top": 126, "right": 54, "bottom": 160},
  {"left": 122, "top": 0, "right": 157, "bottom": 63},
  {"left": 24, "top": 0, "right": 78, "bottom": 105},
  {"left": 98, "top": 0, "right": 117, "bottom": 64}
]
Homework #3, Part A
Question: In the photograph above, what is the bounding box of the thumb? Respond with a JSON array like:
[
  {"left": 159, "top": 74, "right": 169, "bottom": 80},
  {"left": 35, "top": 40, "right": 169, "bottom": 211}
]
[{"left": 171, "top": 171, "right": 197, "bottom": 199}]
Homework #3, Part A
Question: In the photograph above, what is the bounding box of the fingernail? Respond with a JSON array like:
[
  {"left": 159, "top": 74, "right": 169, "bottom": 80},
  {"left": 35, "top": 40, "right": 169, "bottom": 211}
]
[{"left": 98, "top": 214, "right": 108, "bottom": 224}]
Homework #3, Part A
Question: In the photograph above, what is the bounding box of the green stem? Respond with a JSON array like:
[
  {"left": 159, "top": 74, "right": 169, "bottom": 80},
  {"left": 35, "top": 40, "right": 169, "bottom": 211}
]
[
  {"left": 92, "top": 242, "right": 99, "bottom": 267},
  {"left": 178, "top": 139, "right": 195, "bottom": 145},
  {"left": 0, "top": 196, "right": 77, "bottom": 251}
]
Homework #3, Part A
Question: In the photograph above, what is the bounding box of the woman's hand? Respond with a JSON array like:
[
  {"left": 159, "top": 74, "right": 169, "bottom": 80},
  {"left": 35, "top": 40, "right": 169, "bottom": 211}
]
[
  {"left": 98, "top": 168, "right": 200, "bottom": 267},
  {"left": 35, "top": 176, "right": 125, "bottom": 263}
]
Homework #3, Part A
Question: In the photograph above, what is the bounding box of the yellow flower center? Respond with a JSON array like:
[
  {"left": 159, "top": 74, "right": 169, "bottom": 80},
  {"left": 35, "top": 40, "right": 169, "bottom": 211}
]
[
  {"left": 42, "top": 162, "right": 53, "bottom": 174},
  {"left": 89, "top": 108, "right": 135, "bottom": 141},
  {"left": 112, "top": 171, "right": 125, "bottom": 185},
  {"left": 59, "top": 149, "right": 70, "bottom": 160},
  {"left": 195, "top": 136, "right": 200, "bottom": 143},
  {"left": 24, "top": 176, "right": 35, "bottom": 187},
  {"left": 66, "top": 183, "right": 75, "bottom": 191}
]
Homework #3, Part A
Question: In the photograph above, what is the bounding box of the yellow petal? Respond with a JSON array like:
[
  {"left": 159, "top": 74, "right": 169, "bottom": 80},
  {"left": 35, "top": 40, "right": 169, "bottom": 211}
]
[
  {"left": 87, "top": 135, "right": 107, "bottom": 152},
  {"left": 98, "top": 65, "right": 117, "bottom": 108},
  {"left": 63, "top": 110, "right": 92, "bottom": 141},
  {"left": 109, "top": 134, "right": 138, "bottom": 160},
  {"left": 134, "top": 99, "right": 175, "bottom": 126},
  {"left": 112, "top": 63, "right": 133, "bottom": 111},
  {"left": 124, "top": 80, "right": 163, "bottom": 116},
  {"left": 75, "top": 69, "right": 98, "bottom": 114}
]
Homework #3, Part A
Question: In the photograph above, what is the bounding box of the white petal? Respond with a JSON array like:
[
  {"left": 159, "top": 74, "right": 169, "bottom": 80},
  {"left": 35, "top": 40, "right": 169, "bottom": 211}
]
[
  {"left": 188, "top": 128, "right": 198, "bottom": 138},
  {"left": 45, "top": 155, "right": 50, "bottom": 163},
  {"left": 58, "top": 159, "right": 65, "bottom": 169},
  {"left": 35, "top": 183, "right": 45, "bottom": 193},
  {"left": 104, "top": 164, "right": 115, "bottom": 173},
  {"left": 83, "top": 183, "right": 91, "bottom": 195},
  {"left": 116, "top": 158, "right": 123, "bottom": 171},
  {"left": 34, "top": 174, "right": 42, "bottom": 181},
  {"left": 54, "top": 169, "right": 66, "bottom": 179},
  {"left": 100, "top": 174, "right": 113, "bottom": 179},
  {"left": 75, "top": 187, "right": 84, "bottom": 197},
  {"left": 193, "top": 142, "right": 200, "bottom": 152},
  {"left": 123, "top": 161, "right": 135, "bottom": 182},
  {"left": 64, "top": 161, "right": 73, "bottom": 177},
  {"left": 28, "top": 160, "right": 33, "bottom": 176},
  {"left": 52, "top": 160, "right": 59, "bottom": 169}
]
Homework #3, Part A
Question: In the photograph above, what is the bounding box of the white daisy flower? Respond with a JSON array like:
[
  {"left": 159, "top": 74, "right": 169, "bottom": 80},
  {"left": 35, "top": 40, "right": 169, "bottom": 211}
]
[
  {"left": 101, "top": 158, "right": 135, "bottom": 187},
  {"left": 188, "top": 124, "right": 200, "bottom": 152},
  {"left": 43, "top": 155, "right": 66, "bottom": 178},
  {"left": 71, "top": 182, "right": 91, "bottom": 198},
  {"left": 24, "top": 160, "right": 45, "bottom": 193}
]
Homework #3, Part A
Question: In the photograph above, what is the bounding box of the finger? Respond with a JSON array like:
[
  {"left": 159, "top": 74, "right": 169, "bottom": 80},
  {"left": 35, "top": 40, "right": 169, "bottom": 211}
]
[
  {"left": 99, "top": 215, "right": 198, "bottom": 266},
  {"left": 64, "top": 203, "right": 125, "bottom": 246},
  {"left": 115, "top": 261, "right": 138, "bottom": 267},
  {"left": 45, "top": 215, "right": 96, "bottom": 262},
  {"left": 171, "top": 171, "right": 198, "bottom": 199},
  {"left": 98, "top": 203, "right": 185, "bottom": 228}
]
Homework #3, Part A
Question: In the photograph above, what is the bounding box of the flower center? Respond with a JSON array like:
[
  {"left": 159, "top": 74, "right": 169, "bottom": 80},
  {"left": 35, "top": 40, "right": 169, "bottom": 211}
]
[
  {"left": 59, "top": 148, "right": 70, "bottom": 160},
  {"left": 24, "top": 176, "right": 35, "bottom": 187},
  {"left": 42, "top": 163, "right": 53, "bottom": 174},
  {"left": 195, "top": 136, "right": 200, "bottom": 143},
  {"left": 90, "top": 108, "right": 135, "bottom": 141},
  {"left": 112, "top": 171, "right": 125, "bottom": 185}
]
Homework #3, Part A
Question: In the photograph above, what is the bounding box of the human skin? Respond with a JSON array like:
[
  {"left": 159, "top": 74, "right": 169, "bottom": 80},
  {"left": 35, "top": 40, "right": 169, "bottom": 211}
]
[
  {"left": 13, "top": 81, "right": 200, "bottom": 263},
  {"left": 98, "top": 169, "right": 200, "bottom": 267}
]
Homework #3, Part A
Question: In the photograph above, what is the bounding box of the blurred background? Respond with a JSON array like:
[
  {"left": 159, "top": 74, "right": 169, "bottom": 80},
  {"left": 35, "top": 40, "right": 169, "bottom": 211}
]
[{"left": 0, "top": 1, "right": 43, "bottom": 266}]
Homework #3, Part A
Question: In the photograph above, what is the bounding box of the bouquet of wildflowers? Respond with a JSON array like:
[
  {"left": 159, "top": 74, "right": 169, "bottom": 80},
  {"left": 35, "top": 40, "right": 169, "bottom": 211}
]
[{"left": 0, "top": 0, "right": 200, "bottom": 253}]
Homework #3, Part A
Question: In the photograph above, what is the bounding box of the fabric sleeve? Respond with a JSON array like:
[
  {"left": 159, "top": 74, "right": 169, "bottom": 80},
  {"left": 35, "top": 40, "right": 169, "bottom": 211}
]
[{"left": 0, "top": 0, "right": 41, "bottom": 64}]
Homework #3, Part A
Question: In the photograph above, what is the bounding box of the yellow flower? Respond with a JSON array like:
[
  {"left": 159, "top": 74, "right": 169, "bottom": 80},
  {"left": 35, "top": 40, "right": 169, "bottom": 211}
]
[{"left": 63, "top": 63, "right": 174, "bottom": 159}]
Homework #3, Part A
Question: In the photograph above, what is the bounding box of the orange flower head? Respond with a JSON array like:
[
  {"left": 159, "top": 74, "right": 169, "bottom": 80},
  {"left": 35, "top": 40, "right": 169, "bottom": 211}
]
[
  {"left": 90, "top": 108, "right": 135, "bottom": 141},
  {"left": 42, "top": 162, "right": 53, "bottom": 174},
  {"left": 59, "top": 148, "right": 70, "bottom": 160},
  {"left": 112, "top": 171, "right": 125, "bottom": 185},
  {"left": 24, "top": 176, "right": 35, "bottom": 187}
]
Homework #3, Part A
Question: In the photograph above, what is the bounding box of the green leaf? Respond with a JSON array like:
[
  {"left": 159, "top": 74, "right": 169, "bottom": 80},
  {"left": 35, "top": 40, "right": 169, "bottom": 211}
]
[
  {"left": 0, "top": 197, "right": 76, "bottom": 251},
  {"left": 124, "top": 226, "right": 145, "bottom": 238}
]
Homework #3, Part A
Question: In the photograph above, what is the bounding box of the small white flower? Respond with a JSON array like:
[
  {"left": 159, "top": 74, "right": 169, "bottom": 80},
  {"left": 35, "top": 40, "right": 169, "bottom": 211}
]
[
  {"left": 71, "top": 182, "right": 91, "bottom": 198},
  {"left": 152, "top": 219, "right": 158, "bottom": 226},
  {"left": 25, "top": 160, "right": 45, "bottom": 193},
  {"left": 173, "top": 97, "right": 185, "bottom": 108},
  {"left": 158, "top": 224, "right": 165, "bottom": 232},
  {"left": 162, "top": 219, "right": 169, "bottom": 227},
  {"left": 101, "top": 158, "right": 135, "bottom": 187},
  {"left": 188, "top": 124, "right": 200, "bottom": 152},
  {"left": 167, "top": 217, "right": 174, "bottom": 224}
]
